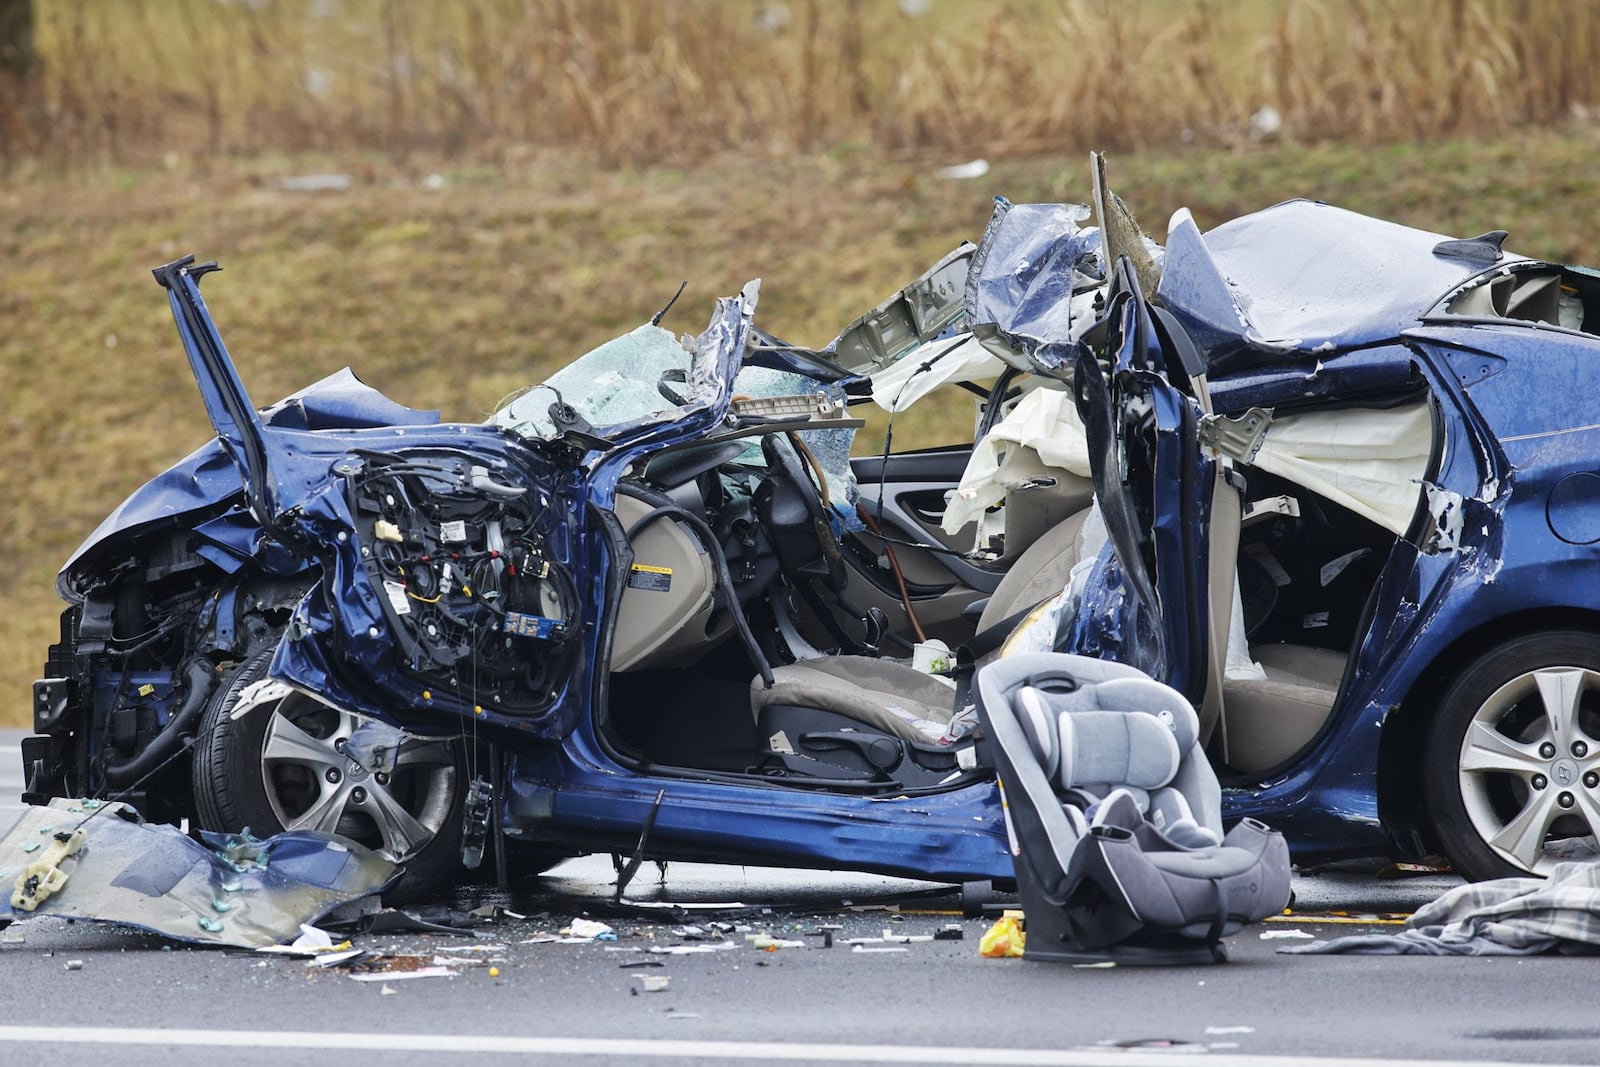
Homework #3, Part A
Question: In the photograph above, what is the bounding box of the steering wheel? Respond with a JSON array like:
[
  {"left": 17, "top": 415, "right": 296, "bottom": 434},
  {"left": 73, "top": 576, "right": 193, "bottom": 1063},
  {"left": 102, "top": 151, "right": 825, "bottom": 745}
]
[{"left": 760, "top": 433, "right": 848, "bottom": 592}]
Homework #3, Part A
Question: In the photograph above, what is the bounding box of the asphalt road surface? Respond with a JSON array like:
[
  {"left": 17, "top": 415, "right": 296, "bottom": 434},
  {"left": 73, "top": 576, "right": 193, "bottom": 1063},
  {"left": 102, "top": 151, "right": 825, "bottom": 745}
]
[{"left": 2, "top": 729, "right": 1595, "bottom": 1067}]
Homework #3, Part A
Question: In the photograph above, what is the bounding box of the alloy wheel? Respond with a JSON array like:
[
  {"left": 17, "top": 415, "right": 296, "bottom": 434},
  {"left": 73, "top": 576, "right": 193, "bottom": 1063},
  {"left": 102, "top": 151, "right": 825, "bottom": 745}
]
[
  {"left": 234, "top": 679, "right": 459, "bottom": 861},
  {"left": 1456, "top": 666, "right": 1600, "bottom": 874}
]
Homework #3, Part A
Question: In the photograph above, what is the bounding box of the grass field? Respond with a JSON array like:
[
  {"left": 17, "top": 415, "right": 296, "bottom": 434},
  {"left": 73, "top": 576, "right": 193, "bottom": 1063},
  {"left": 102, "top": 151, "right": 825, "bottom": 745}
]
[
  {"left": 8, "top": 0, "right": 1600, "bottom": 169},
  {"left": 5, "top": 132, "right": 1600, "bottom": 726}
]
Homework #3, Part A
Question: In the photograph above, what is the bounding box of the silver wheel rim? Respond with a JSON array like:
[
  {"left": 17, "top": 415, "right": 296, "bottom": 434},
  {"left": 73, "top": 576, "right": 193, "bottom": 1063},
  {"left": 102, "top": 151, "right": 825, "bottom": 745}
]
[
  {"left": 1457, "top": 666, "right": 1600, "bottom": 874},
  {"left": 235, "top": 681, "right": 458, "bottom": 862}
]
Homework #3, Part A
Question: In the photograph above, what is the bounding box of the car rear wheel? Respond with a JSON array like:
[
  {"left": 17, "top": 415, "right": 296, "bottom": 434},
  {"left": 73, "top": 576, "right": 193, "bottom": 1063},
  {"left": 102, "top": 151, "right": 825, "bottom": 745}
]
[
  {"left": 192, "top": 648, "right": 466, "bottom": 901},
  {"left": 1424, "top": 632, "right": 1600, "bottom": 880}
]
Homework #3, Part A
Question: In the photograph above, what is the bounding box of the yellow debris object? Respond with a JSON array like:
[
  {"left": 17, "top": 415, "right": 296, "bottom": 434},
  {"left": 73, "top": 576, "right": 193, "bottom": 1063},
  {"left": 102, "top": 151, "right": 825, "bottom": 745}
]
[
  {"left": 12, "top": 827, "right": 88, "bottom": 912},
  {"left": 979, "top": 910, "right": 1026, "bottom": 958}
]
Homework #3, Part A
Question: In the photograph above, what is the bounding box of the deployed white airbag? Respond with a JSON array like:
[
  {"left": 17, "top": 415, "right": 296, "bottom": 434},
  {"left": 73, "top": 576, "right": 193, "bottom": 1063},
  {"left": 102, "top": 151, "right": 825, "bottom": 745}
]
[
  {"left": 869, "top": 333, "right": 1005, "bottom": 412},
  {"left": 942, "top": 385, "right": 1093, "bottom": 535},
  {"left": 1249, "top": 402, "right": 1433, "bottom": 537}
]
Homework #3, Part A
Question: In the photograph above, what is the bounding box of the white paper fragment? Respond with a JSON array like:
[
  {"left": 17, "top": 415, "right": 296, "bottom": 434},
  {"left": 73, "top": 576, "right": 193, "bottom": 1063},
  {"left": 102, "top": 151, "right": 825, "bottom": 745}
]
[{"left": 347, "top": 967, "right": 457, "bottom": 982}]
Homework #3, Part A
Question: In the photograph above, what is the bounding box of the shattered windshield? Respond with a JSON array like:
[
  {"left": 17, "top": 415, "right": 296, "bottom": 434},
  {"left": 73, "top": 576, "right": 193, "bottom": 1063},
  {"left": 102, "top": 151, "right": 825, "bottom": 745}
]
[
  {"left": 491, "top": 324, "right": 697, "bottom": 441},
  {"left": 731, "top": 363, "right": 861, "bottom": 529}
]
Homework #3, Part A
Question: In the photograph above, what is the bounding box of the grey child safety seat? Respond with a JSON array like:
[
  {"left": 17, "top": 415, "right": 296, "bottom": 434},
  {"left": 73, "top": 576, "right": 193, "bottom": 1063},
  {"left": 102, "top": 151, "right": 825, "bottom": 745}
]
[{"left": 976, "top": 652, "right": 1292, "bottom": 965}]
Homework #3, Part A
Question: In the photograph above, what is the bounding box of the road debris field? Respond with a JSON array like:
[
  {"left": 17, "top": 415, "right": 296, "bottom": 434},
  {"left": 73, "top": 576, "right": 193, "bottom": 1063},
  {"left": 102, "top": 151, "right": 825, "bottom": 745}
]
[{"left": 4, "top": 847, "right": 1599, "bottom": 1066}]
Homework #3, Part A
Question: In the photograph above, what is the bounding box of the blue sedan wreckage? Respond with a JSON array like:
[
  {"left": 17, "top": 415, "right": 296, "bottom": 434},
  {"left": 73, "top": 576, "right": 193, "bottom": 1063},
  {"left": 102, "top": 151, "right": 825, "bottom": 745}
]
[{"left": 23, "top": 169, "right": 1600, "bottom": 920}]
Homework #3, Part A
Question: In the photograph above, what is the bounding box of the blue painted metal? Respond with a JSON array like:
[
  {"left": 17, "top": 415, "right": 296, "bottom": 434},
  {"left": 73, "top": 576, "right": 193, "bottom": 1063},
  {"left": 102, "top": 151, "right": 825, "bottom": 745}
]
[{"left": 57, "top": 204, "right": 1600, "bottom": 884}]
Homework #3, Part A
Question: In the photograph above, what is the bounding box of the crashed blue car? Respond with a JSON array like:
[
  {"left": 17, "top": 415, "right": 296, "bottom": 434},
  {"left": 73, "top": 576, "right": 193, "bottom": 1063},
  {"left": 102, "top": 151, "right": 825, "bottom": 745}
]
[{"left": 22, "top": 185, "right": 1600, "bottom": 897}]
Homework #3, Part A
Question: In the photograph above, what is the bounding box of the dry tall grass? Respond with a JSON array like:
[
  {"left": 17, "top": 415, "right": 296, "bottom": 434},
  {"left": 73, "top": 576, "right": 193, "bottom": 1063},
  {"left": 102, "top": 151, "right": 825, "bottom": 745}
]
[{"left": 4, "top": 0, "right": 1599, "bottom": 171}]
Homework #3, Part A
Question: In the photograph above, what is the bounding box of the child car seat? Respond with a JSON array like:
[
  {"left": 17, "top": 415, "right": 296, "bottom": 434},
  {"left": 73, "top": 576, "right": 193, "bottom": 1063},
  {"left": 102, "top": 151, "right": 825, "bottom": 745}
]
[{"left": 976, "top": 652, "right": 1292, "bottom": 964}]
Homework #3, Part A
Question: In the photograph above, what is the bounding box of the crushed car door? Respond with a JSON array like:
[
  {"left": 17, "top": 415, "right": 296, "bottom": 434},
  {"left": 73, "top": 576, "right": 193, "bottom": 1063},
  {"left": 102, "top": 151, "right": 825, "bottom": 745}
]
[{"left": 1069, "top": 259, "right": 1215, "bottom": 704}]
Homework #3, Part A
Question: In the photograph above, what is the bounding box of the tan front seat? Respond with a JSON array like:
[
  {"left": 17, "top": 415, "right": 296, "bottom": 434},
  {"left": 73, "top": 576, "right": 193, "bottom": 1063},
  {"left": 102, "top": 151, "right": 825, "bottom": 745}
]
[{"left": 754, "top": 505, "right": 1097, "bottom": 733}]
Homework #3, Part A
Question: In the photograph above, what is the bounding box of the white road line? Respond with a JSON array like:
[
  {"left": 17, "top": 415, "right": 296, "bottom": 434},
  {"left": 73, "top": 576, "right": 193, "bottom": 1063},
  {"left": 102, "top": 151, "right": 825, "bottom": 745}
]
[{"left": 0, "top": 1027, "right": 1540, "bottom": 1067}]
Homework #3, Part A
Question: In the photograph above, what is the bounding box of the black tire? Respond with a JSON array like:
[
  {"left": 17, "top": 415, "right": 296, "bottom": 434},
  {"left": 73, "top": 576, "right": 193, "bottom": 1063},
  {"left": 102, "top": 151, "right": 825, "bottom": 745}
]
[
  {"left": 1423, "top": 631, "right": 1600, "bottom": 881},
  {"left": 191, "top": 648, "right": 466, "bottom": 902}
]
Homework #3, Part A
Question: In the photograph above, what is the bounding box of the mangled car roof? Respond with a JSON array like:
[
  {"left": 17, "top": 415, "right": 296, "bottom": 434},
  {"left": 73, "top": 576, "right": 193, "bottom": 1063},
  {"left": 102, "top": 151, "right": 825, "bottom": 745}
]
[{"left": 1157, "top": 198, "right": 1530, "bottom": 370}]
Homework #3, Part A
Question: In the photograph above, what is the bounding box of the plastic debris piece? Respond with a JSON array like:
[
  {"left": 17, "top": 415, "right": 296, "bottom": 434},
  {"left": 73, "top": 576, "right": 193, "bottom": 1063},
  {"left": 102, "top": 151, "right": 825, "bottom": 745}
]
[
  {"left": 937, "top": 159, "right": 990, "bottom": 181},
  {"left": 649, "top": 941, "right": 741, "bottom": 956},
  {"left": 1073, "top": 961, "right": 1116, "bottom": 969},
  {"left": 563, "top": 918, "right": 616, "bottom": 940},
  {"left": 1205, "top": 1026, "right": 1256, "bottom": 1035},
  {"left": 935, "top": 925, "right": 965, "bottom": 941},
  {"left": 380, "top": 985, "right": 398, "bottom": 996},
  {"left": 292, "top": 925, "right": 334, "bottom": 950},
  {"left": 979, "top": 912, "right": 1026, "bottom": 958},
  {"left": 1260, "top": 929, "right": 1315, "bottom": 940},
  {"left": 488, "top": 967, "right": 500, "bottom": 978},
  {"left": 632, "top": 973, "right": 671, "bottom": 992},
  {"left": 747, "top": 934, "right": 805, "bottom": 949},
  {"left": 64, "top": 959, "right": 83, "bottom": 971},
  {"left": 308, "top": 948, "right": 367, "bottom": 968},
  {"left": 348, "top": 967, "right": 456, "bottom": 982},
  {"left": 11, "top": 827, "right": 87, "bottom": 911},
  {"left": 852, "top": 946, "right": 909, "bottom": 954}
]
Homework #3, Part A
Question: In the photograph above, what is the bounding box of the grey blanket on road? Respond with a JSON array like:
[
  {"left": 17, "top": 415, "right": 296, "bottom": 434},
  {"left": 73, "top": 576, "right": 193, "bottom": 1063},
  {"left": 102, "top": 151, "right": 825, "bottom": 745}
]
[{"left": 1282, "top": 861, "right": 1600, "bottom": 956}]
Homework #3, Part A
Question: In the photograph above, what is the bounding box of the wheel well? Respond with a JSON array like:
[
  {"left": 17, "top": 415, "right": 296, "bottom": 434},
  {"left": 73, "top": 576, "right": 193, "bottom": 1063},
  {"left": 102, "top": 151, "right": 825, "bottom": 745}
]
[{"left": 1377, "top": 607, "right": 1600, "bottom": 859}]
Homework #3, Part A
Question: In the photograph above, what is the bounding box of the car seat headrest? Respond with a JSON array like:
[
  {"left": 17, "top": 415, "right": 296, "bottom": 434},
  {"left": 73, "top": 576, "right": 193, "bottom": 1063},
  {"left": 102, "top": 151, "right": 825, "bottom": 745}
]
[
  {"left": 1089, "top": 676, "right": 1200, "bottom": 751},
  {"left": 1057, "top": 709, "right": 1181, "bottom": 791},
  {"left": 1011, "top": 674, "right": 1199, "bottom": 781}
]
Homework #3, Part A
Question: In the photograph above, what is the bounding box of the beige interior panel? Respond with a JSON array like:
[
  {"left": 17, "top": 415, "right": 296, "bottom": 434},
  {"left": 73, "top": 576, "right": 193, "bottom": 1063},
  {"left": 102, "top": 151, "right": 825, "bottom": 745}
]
[{"left": 609, "top": 492, "right": 719, "bottom": 672}]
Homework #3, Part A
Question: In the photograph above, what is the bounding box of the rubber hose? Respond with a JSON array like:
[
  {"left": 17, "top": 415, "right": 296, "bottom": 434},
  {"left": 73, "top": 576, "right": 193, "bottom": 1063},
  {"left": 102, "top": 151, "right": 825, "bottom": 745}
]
[{"left": 102, "top": 657, "right": 218, "bottom": 787}]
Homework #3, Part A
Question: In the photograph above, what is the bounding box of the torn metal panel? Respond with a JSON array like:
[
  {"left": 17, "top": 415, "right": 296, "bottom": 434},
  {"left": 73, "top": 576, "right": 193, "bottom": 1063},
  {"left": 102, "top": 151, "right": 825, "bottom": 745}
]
[
  {"left": 0, "top": 799, "right": 396, "bottom": 948},
  {"left": 1158, "top": 200, "right": 1529, "bottom": 373},
  {"left": 964, "top": 199, "right": 1114, "bottom": 374},
  {"left": 827, "top": 244, "right": 974, "bottom": 374}
]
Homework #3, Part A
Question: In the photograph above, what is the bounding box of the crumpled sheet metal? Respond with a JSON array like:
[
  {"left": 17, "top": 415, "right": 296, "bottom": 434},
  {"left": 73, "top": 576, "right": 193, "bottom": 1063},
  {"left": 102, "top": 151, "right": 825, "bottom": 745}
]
[
  {"left": 965, "top": 198, "right": 1161, "bottom": 375},
  {"left": 0, "top": 798, "right": 397, "bottom": 948}
]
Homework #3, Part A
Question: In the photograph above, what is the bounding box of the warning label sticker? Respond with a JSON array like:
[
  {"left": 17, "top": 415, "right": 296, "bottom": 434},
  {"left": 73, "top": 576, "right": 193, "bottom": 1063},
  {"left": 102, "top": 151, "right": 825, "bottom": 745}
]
[
  {"left": 383, "top": 579, "right": 412, "bottom": 616},
  {"left": 628, "top": 564, "right": 673, "bottom": 592}
]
